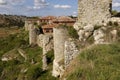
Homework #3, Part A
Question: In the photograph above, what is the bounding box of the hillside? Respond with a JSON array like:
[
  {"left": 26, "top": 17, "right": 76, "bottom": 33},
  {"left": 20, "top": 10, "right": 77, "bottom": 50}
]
[
  {"left": 0, "top": 29, "right": 58, "bottom": 80},
  {"left": 0, "top": 14, "right": 27, "bottom": 28},
  {"left": 65, "top": 43, "right": 120, "bottom": 80}
]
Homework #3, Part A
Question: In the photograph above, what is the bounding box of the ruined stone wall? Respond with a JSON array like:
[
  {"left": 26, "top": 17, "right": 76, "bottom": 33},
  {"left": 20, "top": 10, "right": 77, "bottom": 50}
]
[
  {"left": 64, "top": 39, "right": 79, "bottom": 68},
  {"left": 52, "top": 26, "right": 69, "bottom": 77},
  {"left": 29, "top": 24, "right": 37, "bottom": 45},
  {"left": 42, "top": 34, "right": 54, "bottom": 70},
  {"left": 77, "top": 0, "right": 112, "bottom": 26},
  {"left": 37, "top": 34, "right": 44, "bottom": 47},
  {"left": 25, "top": 21, "right": 32, "bottom": 31}
]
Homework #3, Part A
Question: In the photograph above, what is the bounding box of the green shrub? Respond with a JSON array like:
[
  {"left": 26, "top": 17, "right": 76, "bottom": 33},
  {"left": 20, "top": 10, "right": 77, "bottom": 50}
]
[
  {"left": 64, "top": 25, "right": 79, "bottom": 39},
  {"left": 46, "top": 49, "right": 54, "bottom": 64},
  {"left": 26, "top": 65, "right": 42, "bottom": 80}
]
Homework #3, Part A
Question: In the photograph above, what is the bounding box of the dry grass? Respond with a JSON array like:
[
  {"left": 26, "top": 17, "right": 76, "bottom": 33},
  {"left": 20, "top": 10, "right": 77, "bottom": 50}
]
[{"left": 0, "top": 28, "right": 20, "bottom": 38}]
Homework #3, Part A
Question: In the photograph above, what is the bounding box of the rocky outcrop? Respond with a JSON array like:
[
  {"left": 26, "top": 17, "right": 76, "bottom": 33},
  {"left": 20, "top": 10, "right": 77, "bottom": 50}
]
[
  {"left": 77, "top": 24, "right": 94, "bottom": 42},
  {"left": 17, "top": 49, "right": 27, "bottom": 62},
  {"left": 1, "top": 49, "right": 19, "bottom": 61},
  {"left": 93, "top": 29, "right": 105, "bottom": 44}
]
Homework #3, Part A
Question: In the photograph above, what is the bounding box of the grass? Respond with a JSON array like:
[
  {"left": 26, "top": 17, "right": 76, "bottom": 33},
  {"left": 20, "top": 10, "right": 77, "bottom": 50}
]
[
  {"left": 66, "top": 43, "right": 120, "bottom": 80},
  {"left": 0, "top": 28, "right": 58, "bottom": 80}
]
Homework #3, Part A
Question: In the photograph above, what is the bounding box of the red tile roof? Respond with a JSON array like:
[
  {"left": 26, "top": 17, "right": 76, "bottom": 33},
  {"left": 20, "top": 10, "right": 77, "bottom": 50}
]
[
  {"left": 42, "top": 23, "right": 58, "bottom": 28},
  {"left": 40, "top": 16, "right": 57, "bottom": 20},
  {"left": 52, "top": 16, "right": 75, "bottom": 22}
]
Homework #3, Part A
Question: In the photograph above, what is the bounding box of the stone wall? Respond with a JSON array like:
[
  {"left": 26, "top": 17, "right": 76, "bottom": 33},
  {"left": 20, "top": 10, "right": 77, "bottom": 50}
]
[
  {"left": 24, "top": 21, "right": 32, "bottom": 31},
  {"left": 109, "top": 17, "right": 120, "bottom": 25},
  {"left": 37, "top": 34, "right": 44, "bottom": 47},
  {"left": 52, "top": 26, "right": 69, "bottom": 77},
  {"left": 64, "top": 38, "right": 79, "bottom": 68},
  {"left": 29, "top": 24, "right": 37, "bottom": 45},
  {"left": 77, "top": 0, "right": 112, "bottom": 26},
  {"left": 42, "top": 34, "right": 54, "bottom": 70}
]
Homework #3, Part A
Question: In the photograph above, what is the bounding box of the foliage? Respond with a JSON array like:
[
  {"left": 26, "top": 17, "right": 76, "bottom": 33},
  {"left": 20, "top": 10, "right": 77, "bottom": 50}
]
[
  {"left": 46, "top": 49, "right": 54, "bottom": 64},
  {"left": 64, "top": 25, "right": 79, "bottom": 39},
  {"left": 26, "top": 64, "right": 42, "bottom": 80},
  {"left": 0, "top": 29, "right": 58, "bottom": 80},
  {"left": 112, "top": 10, "right": 118, "bottom": 16}
]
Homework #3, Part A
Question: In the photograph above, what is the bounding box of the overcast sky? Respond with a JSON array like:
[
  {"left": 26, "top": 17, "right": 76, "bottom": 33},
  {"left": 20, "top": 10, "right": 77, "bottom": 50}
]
[{"left": 0, "top": 0, "right": 120, "bottom": 16}]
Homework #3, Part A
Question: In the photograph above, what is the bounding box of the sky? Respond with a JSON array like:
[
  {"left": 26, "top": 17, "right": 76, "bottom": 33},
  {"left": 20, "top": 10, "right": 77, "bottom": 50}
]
[{"left": 0, "top": 0, "right": 120, "bottom": 16}]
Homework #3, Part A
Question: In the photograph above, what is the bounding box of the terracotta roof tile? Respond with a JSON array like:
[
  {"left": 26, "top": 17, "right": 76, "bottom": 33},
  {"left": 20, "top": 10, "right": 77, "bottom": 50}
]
[
  {"left": 53, "top": 16, "right": 75, "bottom": 22},
  {"left": 40, "top": 16, "right": 57, "bottom": 20},
  {"left": 42, "top": 23, "right": 58, "bottom": 28}
]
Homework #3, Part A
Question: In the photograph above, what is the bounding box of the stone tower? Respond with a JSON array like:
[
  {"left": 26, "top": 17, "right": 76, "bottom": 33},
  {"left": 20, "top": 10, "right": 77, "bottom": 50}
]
[
  {"left": 29, "top": 24, "right": 37, "bottom": 45},
  {"left": 52, "top": 26, "right": 69, "bottom": 77},
  {"left": 77, "top": 0, "right": 112, "bottom": 26}
]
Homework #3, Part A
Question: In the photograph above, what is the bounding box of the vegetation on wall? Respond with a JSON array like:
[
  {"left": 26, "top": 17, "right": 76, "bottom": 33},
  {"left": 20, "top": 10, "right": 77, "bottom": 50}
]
[{"left": 64, "top": 25, "right": 79, "bottom": 39}]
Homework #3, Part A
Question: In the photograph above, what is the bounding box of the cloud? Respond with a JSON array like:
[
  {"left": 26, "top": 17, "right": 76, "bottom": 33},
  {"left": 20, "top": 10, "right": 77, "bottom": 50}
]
[
  {"left": 113, "top": 2, "right": 120, "bottom": 7},
  {"left": 73, "top": 11, "right": 77, "bottom": 14},
  {"left": 0, "top": 0, "right": 7, "bottom": 5},
  {"left": 33, "top": 0, "right": 49, "bottom": 9},
  {"left": 9, "top": 0, "right": 25, "bottom": 6},
  {"left": 54, "top": 4, "right": 71, "bottom": 9}
]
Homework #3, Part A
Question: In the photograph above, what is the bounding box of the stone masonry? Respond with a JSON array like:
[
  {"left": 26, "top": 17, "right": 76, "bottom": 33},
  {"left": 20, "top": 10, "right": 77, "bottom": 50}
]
[
  {"left": 76, "top": 0, "right": 112, "bottom": 26},
  {"left": 52, "top": 26, "right": 69, "bottom": 77},
  {"left": 29, "top": 24, "right": 37, "bottom": 45}
]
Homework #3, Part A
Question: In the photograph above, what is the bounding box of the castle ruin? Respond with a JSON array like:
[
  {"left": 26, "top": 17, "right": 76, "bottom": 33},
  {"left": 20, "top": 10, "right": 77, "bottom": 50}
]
[
  {"left": 75, "top": 0, "right": 112, "bottom": 27},
  {"left": 25, "top": 0, "right": 120, "bottom": 78}
]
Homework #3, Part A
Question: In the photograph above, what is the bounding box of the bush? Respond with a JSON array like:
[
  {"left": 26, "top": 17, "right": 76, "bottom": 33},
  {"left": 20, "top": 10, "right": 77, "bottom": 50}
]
[
  {"left": 64, "top": 25, "right": 79, "bottom": 39},
  {"left": 26, "top": 65, "right": 42, "bottom": 80},
  {"left": 46, "top": 49, "right": 54, "bottom": 64}
]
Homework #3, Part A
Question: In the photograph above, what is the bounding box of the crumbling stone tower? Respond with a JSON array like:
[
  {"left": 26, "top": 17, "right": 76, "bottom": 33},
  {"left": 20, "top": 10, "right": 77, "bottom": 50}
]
[
  {"left": 52, "top": 26, "right": 69, "bottom": 77},
  {"left": 77, "top": 0, "right": 112, "bottom": 26},
  {"left": 29, "top": 24, "right": 37, "bottom": 45}
]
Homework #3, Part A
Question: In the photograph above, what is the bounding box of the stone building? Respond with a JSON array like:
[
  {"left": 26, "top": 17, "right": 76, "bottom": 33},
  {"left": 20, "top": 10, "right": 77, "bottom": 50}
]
[
  {"left": 38, "top": 16, "right": 57, "bottom": 24},
  {"left": 42, "top": 23, "right": 58, "bottom": 33}
]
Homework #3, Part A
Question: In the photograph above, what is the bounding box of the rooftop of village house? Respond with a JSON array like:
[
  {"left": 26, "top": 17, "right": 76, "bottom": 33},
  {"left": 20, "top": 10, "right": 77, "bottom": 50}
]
[
  {"left": 39, "top": 16, "right": 57, "bottom": 20},
  {"left": 42, "top": 23, "right": 58, "bottom": 28},
  {"left": 52, "top": 16, "right": 76, "bottom": 22}
]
